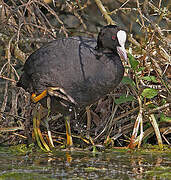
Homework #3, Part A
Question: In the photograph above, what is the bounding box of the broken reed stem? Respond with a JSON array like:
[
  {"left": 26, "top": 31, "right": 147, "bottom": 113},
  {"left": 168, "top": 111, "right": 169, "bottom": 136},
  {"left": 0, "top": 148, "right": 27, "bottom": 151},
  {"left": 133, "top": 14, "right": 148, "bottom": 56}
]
[
  {"left": 94, "top": 0, "right": 116, "bottom": 25},
  {"left": 127, "top": 88, "right": 144, "bottom": 149},
  {"left": 149, "top": 114, "right": 163, "bottom": 149},
  {"left": 0, "top": 75, "right": 16, "bottom": 83},
  {"left": 0, "top": 125, "right": 24, "bottom": 132},
  {"left": 0, "top": 81, "right": 8, "bottom": 121},
  {"left": 147, "top": 103, "right": 171, "bottom": 115},
  {"left": 86, "top": 106, "right": 91, "bottom": 138},
  {"left": 135, "top": 95, "right": 143, "bottom": 148}
]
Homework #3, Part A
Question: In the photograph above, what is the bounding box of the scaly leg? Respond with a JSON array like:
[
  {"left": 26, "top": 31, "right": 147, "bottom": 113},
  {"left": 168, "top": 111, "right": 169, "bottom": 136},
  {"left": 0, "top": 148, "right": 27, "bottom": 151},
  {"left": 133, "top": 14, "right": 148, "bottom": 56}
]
[{"left": 65, "top": 115, "right": 73, "bottom": 147}]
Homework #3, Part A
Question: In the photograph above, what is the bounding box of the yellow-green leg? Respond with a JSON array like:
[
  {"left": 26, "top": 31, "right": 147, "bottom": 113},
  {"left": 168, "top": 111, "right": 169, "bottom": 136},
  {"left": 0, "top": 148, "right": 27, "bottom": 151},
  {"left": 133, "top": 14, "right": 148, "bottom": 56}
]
[
  {"left": 32, "top": 91, "right": 54, "bottom": 149},
  {"left": 65, "top": 115, "right": 73, "bottom": 147},
  {"left": 33, "top": 106, "right": 50, "bottom": 151},
  {"left": 31, "top": 87, "right": 76, "bottom": 149}
]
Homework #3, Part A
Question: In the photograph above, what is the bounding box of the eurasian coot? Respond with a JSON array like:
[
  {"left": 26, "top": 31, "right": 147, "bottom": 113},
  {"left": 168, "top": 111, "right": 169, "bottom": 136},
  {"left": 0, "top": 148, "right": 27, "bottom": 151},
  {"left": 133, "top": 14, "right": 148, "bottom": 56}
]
[{"left": 17, "top": 25, "right": 127, "bottom": 148}]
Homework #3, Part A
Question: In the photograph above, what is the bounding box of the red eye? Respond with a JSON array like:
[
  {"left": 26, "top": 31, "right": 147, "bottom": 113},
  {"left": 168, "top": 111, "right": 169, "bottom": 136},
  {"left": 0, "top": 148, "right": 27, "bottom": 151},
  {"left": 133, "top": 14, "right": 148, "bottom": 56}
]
[{"left": 112, "top": 35, "right": 116, "bottom": 40}]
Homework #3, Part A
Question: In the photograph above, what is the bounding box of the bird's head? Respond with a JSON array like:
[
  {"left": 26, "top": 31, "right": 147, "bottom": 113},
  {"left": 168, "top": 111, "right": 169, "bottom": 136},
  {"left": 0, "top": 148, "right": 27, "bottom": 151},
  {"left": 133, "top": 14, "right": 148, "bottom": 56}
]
[{"left": 97, "top": 25, "right": 127, "bottom": 61}]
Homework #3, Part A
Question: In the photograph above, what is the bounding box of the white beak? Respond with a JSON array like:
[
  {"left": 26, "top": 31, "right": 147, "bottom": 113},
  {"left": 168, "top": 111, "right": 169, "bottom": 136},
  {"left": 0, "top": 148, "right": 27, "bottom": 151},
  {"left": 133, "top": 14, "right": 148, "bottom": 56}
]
[{"left": 117, "top": 30, "right": 127, "bottom": 61}]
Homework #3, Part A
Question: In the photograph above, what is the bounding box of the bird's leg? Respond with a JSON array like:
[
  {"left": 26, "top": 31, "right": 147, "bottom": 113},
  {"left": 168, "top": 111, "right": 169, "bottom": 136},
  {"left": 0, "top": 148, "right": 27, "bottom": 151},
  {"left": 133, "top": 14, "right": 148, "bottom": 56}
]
[
  {"left": 31, "top": 87, "right": 77, "bottom": 105},
  {"left": 65, "top": 115, "right": 73, "bottom": 147},
  {"left": 33, "top": 106, "right": 44, "bottom": 151},
  {"left": 31, "top": 90, "right": 48, "bottom": 103},
  {"left": 31, "top": 89, "right": 60, "bottom": 148},
  {"left": 31, "top": 87, "right": 76, "bottom": 148},
  {"left": 48, "top": 87, "right": 76, "bottom": 147},
  {"left": 33, "top": 104, "right": 50, "bottom": 151},
  {"left": 33, "top": 94, "right": 55, "bottom": 148}
]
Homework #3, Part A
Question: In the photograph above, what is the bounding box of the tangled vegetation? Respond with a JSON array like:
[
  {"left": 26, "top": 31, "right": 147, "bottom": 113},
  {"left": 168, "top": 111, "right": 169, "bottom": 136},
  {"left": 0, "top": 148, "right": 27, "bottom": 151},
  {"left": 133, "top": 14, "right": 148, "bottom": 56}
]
[{"left": 0, "top": 0, "right": 170, "bottom": 151}]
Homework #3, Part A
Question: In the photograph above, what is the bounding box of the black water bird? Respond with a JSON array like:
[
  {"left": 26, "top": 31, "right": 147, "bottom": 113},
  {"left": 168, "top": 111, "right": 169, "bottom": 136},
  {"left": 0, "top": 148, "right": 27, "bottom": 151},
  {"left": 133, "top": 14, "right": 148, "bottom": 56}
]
[{"left": 17, "top": 25, "right": 127, "bottom": 148}]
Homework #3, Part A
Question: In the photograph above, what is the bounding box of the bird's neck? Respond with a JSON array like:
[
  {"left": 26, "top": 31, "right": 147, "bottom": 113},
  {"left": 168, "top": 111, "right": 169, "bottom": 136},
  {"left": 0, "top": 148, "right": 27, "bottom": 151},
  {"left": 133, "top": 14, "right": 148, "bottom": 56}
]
[
  {"left": 94, "top": 47, "right": 118, "bottom": 60},
  {"left": 95, "top": 45, "right": 117, "bottom": 54}
]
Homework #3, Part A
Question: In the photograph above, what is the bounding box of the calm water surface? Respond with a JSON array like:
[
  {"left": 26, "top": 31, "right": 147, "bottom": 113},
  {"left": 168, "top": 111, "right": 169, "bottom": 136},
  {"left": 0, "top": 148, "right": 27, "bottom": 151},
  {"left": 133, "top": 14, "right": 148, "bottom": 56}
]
[{"left": 0, "top": 147, "right": 170, "bottom": 180}]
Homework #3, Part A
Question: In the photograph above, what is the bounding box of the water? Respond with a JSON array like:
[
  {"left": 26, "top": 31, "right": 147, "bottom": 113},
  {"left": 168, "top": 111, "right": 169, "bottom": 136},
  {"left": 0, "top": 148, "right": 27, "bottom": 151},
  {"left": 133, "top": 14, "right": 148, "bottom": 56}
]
[{"left": 0, "top": 147, "right": 170, "bottom": 180}]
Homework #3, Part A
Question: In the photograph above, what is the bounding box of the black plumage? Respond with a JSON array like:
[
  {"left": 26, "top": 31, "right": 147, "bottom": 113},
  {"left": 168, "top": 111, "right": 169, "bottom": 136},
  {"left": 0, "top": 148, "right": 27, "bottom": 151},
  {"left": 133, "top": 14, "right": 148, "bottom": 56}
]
[{"left": 17, "top": 25, "right": 127, "bottom": 114}]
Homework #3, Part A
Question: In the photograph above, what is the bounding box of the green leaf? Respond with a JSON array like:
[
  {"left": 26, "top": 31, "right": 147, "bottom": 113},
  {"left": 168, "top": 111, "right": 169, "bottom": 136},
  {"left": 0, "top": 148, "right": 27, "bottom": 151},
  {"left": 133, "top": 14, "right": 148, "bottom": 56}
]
[
  {"left": 137, "top": 67, "right": 145, "bottom": 72},
  {"left": 121, "top": 76, "right": 135, "bottom": 87},
  {"left": 128, "top": 53, "right": 139, "bottom": 71},
  {"left": 114, "top": 95, "right": 135, "bottom": 105},
  {"left": 160, "top": 113, "right": 171, "bottom": 122},
  {"left": 141, "top": 76, "right": 158, "bottom": 83},
  {"left": 141, "top": 88, "right": 158, "bottom": 99},
  {"left": 146, "top": 103, "right": 157, "bottom": 109}
]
